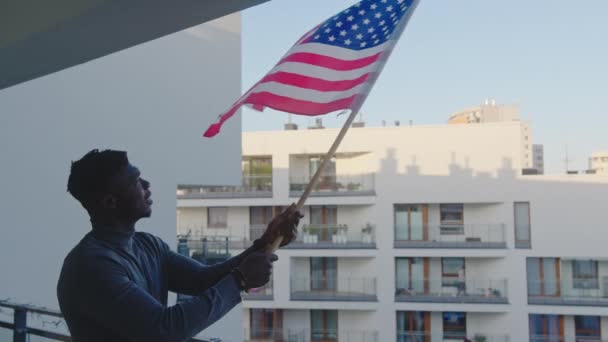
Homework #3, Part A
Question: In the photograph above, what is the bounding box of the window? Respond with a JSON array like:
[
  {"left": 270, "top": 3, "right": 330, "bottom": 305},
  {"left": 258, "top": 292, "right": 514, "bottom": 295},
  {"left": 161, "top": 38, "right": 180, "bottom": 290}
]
[
  {"left": 250, "top": 309, "right": 282, "bottom": 339},
  {"left": 443, "top": 312, "right": 466, "bottom": 340},
  {"left": 311, "top": 310, "right": 337, "bottom": 341},
  {"left": 397, "top": 311, "right": 429, "bottom": 342},
  {"left": 575, "top": 316, "right": 601, "bottom": 339},
  {"left": 396, "top": 258, "right": 427, "bottom": 295},
  {"left": 394, "top": 204, "right": 428, "bottom": 241},
  {"left": 573, "top": 260, "right": 599, "bottom": 289},
  {"left": 249, "top": 206, "right": 273, "bottom": 240},
  {"left": 309, "top": 156, "right": 337, "bottom": 190},
  {"left": 207, "top": 207, "right": 227, "bottom": 228},
  {"left": 529, "top": 315, "right": 563, "bottom": 341},
  {"left": 527, "top": 258, "right": 560, "bottom": 297},
  {"left": 250, "top": 206, "right": 273, "bottom": 225},
  {"left": 242, "top": 156, "right": 272, "bottom": 190},
  {"left": 514, "top": 202, "right": 531, "bottom": 248},
  {"left": 310, "top": 257, "right": 337, "bottom": 291},
  {"left": 442, "top": 258, "right": 465, "bottom": 287},
  {"left": 440, "top": 204, "right": 464, "bottom": 234}
]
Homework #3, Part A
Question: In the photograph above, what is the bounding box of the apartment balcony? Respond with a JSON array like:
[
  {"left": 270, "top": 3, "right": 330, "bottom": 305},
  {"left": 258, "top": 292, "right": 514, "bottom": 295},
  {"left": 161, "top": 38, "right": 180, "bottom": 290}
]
[
  {"left": 289, "top": 173, "right": 375, "bottom": 197},
  {"left": 242, "top": 281, "right": 274, "bottom": 301},
  {"left": 528, "top": 279, "right": 608, "bottom": 307},
  {"left": 394, "top": 224, "right": 507, "bottom": 249},
  {"left": 395, "top": 278, "right": 509, "bottom": 304},
  {"left": 177, "top": 174, "right": 273, "bottom": 199},
  {"left": 528, "top": 336, "right": 608, "bottom": 342},
  {"left": 290, "top": 277, "right": 377, "bottom": 302},
  {"left": 284, "top": 224, "right": 376, "bottom": 249},
  {"left": 244, "top": 328, "right": 306, "bottom": 342},
  {"left": 397, "top": 331, "right": 510, "bottom": 342},
  {"left": 244, "top": 329, "right": 378, "bottom": 342}
]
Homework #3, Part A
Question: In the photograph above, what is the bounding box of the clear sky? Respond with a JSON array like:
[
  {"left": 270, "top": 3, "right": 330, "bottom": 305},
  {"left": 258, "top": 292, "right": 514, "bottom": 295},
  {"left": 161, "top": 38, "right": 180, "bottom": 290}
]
[{"left": 241, "top": 0, "right": 608, "bottom": 174}]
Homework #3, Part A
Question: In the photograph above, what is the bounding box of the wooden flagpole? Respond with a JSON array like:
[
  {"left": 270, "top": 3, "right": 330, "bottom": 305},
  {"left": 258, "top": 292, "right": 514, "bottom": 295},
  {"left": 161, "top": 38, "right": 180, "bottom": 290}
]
[{"left": 268, "top": 109, "right": 360, "bottom": 253}]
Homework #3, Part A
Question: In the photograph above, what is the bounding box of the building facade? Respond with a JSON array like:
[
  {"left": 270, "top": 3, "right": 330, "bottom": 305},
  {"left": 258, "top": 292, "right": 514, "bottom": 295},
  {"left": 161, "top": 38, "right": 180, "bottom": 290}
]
[
  {"left": 448, "top": 101, "right": 533, "bottom": 171},
  {"left": 177, "top": 123, "right": 608, "bottom": 342},
  {"left": 589, "top": 152, "right": 608, "bottom": 175}
]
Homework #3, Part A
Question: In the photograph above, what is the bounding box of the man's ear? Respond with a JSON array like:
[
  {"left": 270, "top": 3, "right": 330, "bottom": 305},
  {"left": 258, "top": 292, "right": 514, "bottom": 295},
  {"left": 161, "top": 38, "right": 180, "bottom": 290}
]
[{"left": 101, "top": 194, "right": 118, "bottom": 209}]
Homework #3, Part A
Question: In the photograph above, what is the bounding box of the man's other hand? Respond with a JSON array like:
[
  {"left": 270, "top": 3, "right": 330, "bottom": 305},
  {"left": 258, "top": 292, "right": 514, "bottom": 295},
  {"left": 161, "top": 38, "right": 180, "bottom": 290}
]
[{"left": 235, "top": 252, "right": 278, "bottom": 290}]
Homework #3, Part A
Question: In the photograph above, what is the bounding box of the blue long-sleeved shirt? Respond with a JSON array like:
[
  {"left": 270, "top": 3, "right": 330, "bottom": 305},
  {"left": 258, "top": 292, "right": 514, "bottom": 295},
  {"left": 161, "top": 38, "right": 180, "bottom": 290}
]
[{"left": 57, "top": 229, "right": 243, "bottom": 342}]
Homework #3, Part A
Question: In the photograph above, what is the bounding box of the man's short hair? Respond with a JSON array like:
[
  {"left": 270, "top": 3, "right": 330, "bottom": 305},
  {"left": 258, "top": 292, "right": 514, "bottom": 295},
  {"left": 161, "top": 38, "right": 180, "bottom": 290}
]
[{"left": 67, "top": 149, "right": 129, "bottom": 210}]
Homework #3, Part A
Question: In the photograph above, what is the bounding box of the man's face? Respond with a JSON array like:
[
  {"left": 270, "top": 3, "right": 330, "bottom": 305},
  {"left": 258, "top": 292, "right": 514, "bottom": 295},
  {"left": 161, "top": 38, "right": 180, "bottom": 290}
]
[{"left": 109, "top": 164, "right": 153, "bottom": 221}]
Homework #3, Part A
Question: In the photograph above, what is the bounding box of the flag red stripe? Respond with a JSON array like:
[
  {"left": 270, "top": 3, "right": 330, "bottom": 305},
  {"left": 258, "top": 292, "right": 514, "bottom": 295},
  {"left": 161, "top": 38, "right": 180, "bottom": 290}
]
[
  {"left": 246, "top": 91, "right": 357, "bottom": 115},
  {"left": 279, "top": 52, "right": 381, "bottom": 71},
  {"left": 260, "top": 71, "right": 370, "bottom": 92},
  {"left": 203, "top": 92, "right": 357, "bottom": 137}
]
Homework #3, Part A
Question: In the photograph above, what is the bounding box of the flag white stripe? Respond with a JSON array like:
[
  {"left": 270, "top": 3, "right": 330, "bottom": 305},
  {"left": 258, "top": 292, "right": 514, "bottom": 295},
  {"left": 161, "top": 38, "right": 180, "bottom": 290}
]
[
  {"left": 267, "top": 61, "right": 380, "bottom": 82},
  {"left": 247, "top": 81, "right": 370, "bottom": 103},
  {"left": 285, "top": 41, "right": 391, "bottom": 60}
]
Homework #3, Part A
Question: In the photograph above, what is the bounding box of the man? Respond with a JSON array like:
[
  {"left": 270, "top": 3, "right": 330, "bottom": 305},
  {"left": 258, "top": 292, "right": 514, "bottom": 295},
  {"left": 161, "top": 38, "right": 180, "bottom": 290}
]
[{"left": 57, "top": 149, "right": 301, "bottom": 342}]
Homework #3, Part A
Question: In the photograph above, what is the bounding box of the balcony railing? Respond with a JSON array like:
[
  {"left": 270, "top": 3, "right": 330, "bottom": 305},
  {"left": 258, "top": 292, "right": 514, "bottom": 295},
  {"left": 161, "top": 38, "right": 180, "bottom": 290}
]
[
  {"left": 242, "top": 281, "right": 273, "bottom": 301},
  {"left": 397, "top": 331, "right": 510, "bottom": 342},
  {"left": 290, "top": 276, "right": 377, "bottom": 302},
  {"left": 289, "top": 173, "right": 375, "bottom": 197},
  {"left": 244, "top": 328, "right": 306, "bottom": 342},
  {"left": 394, "top": 224, "right": 507, "bottom": 249},
  {"left": 285, "top": 224, "right": 376, "bottom": 249},
  {"left": 244, "top": 329, "right": 378, "bottom": 342},
  {"left": 527, "top": 278, "right": 608, "bottom": 306},
  {"left": 0, "top": 301, "right": 70, "bottom": 342},
  {"left": 395, "top": 278, "right": 509, "bottom": 304},
  {"left": 177, "top": 174, "right": 273, "bottom": 199},
  {"left": 0, "top": 301, "right": 223, "bottom": 342}
]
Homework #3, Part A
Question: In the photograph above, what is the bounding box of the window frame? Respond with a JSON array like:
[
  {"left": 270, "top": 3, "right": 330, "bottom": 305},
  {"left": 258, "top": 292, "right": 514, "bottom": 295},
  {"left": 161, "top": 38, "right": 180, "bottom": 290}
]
[{"left": 572, "top": 260, "right": 599, "bottom": 289}]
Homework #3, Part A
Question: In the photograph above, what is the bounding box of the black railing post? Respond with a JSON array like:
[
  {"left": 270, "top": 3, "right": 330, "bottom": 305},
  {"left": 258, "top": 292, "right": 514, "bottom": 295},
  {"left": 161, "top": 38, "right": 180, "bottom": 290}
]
[{"left": 13, "top": 308, "right": 26, "bottom": 342}]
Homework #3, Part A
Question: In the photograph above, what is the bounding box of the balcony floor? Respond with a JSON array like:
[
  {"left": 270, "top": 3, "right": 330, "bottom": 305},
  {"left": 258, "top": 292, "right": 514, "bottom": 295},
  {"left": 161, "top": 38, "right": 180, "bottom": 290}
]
[
  {"left": 395, "top": 294, "right": 508, "bottom": 304},
  {"left": 394, "top": 241, "right": 507, "bottom": 249},
  {"left": 291, "top": 291, "right": 377, "bottom": 302},
  {"left": 285, "top": 242, "right": 376, "bottom": 249},
  {"left": 528, "top": 297, "right": 608, "bottom": 307}
]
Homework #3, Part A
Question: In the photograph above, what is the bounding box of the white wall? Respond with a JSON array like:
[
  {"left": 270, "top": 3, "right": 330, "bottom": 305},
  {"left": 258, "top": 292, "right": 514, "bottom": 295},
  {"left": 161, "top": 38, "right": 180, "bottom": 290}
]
[{"left": 0, "top": 14, "right": 243, "bottom": 341}]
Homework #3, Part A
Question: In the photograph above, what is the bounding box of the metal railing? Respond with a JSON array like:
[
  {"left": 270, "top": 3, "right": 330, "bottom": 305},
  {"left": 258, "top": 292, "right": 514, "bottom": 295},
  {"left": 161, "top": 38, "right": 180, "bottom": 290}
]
[
  {"left": 0, "top": 300, "right": 219, "bottom": 342},
  {"left": 286, "top": 224, "right": 376, "bottom": 249},
  {"left": 527, "top": 278, "right": 608, "bottom": 306},
  {"left": 394, "top": 224, "right": 506, "bottom": 249},
  {"left": 289, "top": 173, "right": 375, "bottom": 196},
  {"left": 290, "top": 276, "right": 377, "bottom": 301},
  {"left": 0, "top": 301, "right": 70, "bottom": 342},
  {"left": 395, "top": 278, "right": 509, "bottom": 304},
  {"left": 177, "top": 174, "right": 273, "bottom": 199},
  {"left": 243, "top": 328, "right": 309, "bottom": 342},
  {"left": 397, "top": 331, "right": 510, "bottom": 342}
]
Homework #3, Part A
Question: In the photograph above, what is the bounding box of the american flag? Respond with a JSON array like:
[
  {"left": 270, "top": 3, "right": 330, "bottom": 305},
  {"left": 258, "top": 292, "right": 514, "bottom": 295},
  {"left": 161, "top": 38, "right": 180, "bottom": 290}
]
[{"left": 204, "top": 0, "right": 420, "bottom": 137}]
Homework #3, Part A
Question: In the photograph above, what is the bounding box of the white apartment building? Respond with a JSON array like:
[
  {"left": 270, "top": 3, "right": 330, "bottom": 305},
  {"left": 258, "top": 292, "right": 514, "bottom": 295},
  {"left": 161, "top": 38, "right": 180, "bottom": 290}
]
[
  {"left": 589, "top": 152, "right": 608, "bottom": 175},
  {"left": 177, "top": 122, "right": 608, "bottom": 342},
  {"left": 448, "top": 100, "right": 534, "bottom": 170}
]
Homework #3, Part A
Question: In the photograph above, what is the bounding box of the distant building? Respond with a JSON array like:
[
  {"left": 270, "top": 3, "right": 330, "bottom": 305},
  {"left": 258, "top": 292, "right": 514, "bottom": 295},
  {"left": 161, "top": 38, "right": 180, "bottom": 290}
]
[
  {"left": 533, "top": 144, "right": 544, "bottom": 174},
  {"left": 589, "top": 151, "right": 608, "bottom": 174},
  {"left": 448, "top": 100, "right": 533, "bottom": 170}
]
